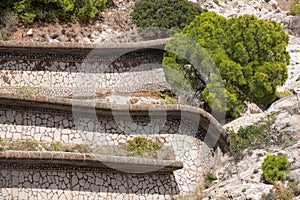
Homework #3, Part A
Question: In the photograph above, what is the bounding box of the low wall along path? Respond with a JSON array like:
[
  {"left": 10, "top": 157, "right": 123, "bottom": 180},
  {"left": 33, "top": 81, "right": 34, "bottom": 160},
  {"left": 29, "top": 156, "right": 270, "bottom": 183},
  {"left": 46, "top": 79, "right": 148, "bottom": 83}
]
[{"left": 0, "top": 40, "right": 229, "bottom": 199}]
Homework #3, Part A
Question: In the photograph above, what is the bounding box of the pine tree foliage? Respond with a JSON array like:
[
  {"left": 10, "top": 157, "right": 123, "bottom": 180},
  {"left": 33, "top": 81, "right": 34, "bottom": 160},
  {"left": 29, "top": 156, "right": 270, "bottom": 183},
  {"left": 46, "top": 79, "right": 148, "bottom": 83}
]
[
  {"left": 132, "top": 0, "right": 205, "bottom": 30},
  {"left": 163, "top": 12, "right": 290, "bottom": 118}
]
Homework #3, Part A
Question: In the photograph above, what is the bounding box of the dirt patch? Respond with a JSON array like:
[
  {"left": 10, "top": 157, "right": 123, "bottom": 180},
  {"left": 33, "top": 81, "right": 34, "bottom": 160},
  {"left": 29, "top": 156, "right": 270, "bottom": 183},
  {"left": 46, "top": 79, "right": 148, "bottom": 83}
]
[{"left": 277, "top": 0, "right": 297, "bottom": 11}]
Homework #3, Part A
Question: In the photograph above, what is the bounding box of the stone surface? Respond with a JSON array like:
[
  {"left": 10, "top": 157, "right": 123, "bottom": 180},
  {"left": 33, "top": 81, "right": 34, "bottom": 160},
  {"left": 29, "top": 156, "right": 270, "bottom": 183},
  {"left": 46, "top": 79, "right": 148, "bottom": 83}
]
[
  {"left": 0, "top": 168, "right": 181, "bottom": 199},
  {"left": 0, "top": 94, "right": 226, "bottom": 198},
  {"left": 0, "top": 34, "right": 231, "bottom": 199},
  {"left": 219, "top": 94, "right": 300, "bottom": 199},
  {"left": 0, "top": 46, "right": 170, "bottom": 97},
  {"left": 26, "top": 29, "right": 33, "bottom": 37}
]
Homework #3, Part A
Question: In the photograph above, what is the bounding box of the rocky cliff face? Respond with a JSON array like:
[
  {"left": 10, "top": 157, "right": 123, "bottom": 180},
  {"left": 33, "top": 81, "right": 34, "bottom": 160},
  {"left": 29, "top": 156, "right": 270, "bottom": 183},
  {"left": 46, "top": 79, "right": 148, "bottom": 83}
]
[
  {"left": 203, "top": 0, "right": 300, "bottom": 199},
  {"left": 209, "top": 96, "right": 300, "bottom": 199}
]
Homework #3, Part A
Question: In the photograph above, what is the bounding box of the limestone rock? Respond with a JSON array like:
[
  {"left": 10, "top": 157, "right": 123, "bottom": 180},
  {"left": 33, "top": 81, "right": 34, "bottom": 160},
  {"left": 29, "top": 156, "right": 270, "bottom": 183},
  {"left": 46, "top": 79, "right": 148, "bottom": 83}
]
[
  {"left": 244, "top": 101, "right": 263, "bottom": 114},
  {"left": 220, "top": 94, "right": 300, "bottom": 199},
  {"left": 207, "top": 149, "right": 274, "bottom": 200},
  {"left": 287, "top": 16, "right": 300, "bottom": 36},
  {"left": 268, "top": 0, "right": 279, "bottom": 8},
  {"left": 81, "top": 37, "right": 91, "bottom": 43},
  {"left": 44, "top": 34, "right": 60, "bottom": 43},
  {"left": 26, "top": 29, "right": 33, "bottom": 37},
  {"left": 289, "top": 168, "right": 300, "bottom": 183}
]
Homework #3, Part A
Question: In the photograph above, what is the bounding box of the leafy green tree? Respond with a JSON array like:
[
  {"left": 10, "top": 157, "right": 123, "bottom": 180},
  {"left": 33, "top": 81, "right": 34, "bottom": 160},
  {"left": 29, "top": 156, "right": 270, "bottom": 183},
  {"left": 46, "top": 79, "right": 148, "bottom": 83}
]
[
  {"left": 163, "top": 12, "right": 290, "bottom": 118},
  {"left": 132, "top": 0, "right": 205, "bottom": 30},
  {"left": 1, "top": 0, "right": 107, "bottom": 25}
]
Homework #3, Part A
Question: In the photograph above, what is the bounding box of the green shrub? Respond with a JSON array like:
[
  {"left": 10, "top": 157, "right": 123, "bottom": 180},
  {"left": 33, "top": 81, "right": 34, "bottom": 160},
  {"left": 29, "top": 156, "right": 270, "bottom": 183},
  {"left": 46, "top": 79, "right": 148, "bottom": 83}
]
[
  {"left": 213, "top": 0, "right": 220, "bottom": 6},
  {"left": 16, "top": 86, "right": 37, "bottom": 95},
  {"left": 2, "top": 0, "right": 107, "bottom": 25},
  {"left": 228, "top": 124, "right": 265, "bottom": 156},
  {"left": 163, "top": 12, "right": 290, "bottom": 118},
  {"left": 42, "top": 142, "right": 90, "bottom": 153},
  {"left": 124, "top": 136, "right": 163, "bottom": 157},
  {"left": 204, "top": 172, "right": 217, "bottom": 188},
  {"left": 4, "top": 139, "right": 40, "bottom": 151},
  {"left": 43, "top": 142, "right": 65, "bottom": 151},
  {"left": 159, "top": 91, "right": 178, "bottom": 104},
  {"left": 73, "top": 144, "right": 90, "bottom": 153},
  {"left": 132, "top": 0, "right": 205, "bottom": 30},
  {"left": 277, "top": 90, "right": 293, "bottom": 98},
  {"left": 0, "top": 139, "right": 90, "bottom": 153},
  {"left": 95, "top": 141, "right": 175, "bottom": 160},
  {"left": 290, "top": 1, "right": 300, "bottom": 15},
  {"left": 261, "top": 155, "right": 289, "bottom": 184},
  {"left": 227, "top": 112, "right": 278, "bottom": 157}
]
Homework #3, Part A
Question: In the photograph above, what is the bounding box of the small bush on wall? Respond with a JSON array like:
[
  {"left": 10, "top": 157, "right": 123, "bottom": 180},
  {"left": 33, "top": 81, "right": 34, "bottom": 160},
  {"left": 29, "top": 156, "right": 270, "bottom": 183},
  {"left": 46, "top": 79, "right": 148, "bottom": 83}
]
[{"left": 124, "top": 136, "right": 163, "bottom": 157}]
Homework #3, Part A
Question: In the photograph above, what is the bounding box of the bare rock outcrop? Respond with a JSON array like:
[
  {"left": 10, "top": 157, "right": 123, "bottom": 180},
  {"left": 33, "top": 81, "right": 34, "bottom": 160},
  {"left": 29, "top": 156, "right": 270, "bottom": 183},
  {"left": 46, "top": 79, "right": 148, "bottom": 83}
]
[{"left": 210, "top": 95, "right": 300, "bottom": 199}]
